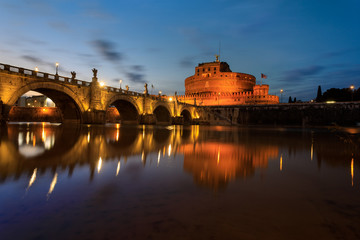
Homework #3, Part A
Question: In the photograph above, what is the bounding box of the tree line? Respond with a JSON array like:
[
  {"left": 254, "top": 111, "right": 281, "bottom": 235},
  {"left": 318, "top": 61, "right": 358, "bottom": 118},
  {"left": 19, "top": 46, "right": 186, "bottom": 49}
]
[{"left": 315, "top": 86, "right": 359, "bottom": 102}]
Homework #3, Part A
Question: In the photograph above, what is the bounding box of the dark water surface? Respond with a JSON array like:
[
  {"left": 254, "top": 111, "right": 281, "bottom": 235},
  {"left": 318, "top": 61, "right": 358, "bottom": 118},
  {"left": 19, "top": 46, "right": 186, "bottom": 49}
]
[{"left": 0, "top": 123, "right": 360, "bottom": 239}]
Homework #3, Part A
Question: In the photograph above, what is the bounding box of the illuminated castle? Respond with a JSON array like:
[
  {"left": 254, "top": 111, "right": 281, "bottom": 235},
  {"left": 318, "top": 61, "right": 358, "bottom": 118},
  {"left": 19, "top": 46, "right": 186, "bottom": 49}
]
[{"left": 177, "top": 56, "right": 279, "bottom": 105}]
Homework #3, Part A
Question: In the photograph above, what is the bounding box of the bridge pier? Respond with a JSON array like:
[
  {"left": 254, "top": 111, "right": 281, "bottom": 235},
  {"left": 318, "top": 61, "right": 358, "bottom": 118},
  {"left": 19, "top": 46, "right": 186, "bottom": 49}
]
[
  {"left": 83, "top": 110, "right": 107, "bottom": 124},
  {"left": 0, "top": 100, "right": 4, "bottom": 124},
  {"left": 139, "top": 113, "right": 156, "bottom": 125},
  {"left": 0, "top": 104, "right": 11, "bottom": 125}
]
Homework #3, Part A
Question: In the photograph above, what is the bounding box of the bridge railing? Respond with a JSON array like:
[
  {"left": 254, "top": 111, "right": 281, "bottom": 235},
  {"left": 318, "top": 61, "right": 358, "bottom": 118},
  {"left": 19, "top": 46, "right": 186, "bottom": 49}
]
[
  {"left": 0, "top": 62, "right": 166, "bottom": 97},
  {"left": 0, "top": 63, "right": 91, "bottom": 87}
]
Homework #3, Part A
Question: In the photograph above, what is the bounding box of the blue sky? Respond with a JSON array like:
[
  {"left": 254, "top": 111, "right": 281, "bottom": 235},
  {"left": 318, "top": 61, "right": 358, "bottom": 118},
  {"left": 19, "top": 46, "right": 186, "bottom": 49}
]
[{"left": 1, "top": 0, "right": 359, "bottom": 100}]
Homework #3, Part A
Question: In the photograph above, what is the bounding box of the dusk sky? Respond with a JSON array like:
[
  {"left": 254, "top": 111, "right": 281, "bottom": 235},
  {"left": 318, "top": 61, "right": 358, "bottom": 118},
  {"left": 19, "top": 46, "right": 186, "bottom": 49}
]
[{"left": 1, "top": 0, "right": 359, "bottom": 100}]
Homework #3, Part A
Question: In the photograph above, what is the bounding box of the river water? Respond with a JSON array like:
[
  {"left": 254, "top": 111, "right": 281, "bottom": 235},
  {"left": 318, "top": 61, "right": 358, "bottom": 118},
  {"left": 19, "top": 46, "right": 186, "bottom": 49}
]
[{"left": 0, "top": 123, "right": 359, "bottom": 239}]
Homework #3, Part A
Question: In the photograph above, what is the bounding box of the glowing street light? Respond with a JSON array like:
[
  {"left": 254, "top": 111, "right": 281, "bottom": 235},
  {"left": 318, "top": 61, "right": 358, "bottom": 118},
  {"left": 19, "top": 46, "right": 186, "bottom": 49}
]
[
  {"left": 55, "top": 62, "right": 59, "bottom": 75},
  {"left": 168, "top": 97, "right": 173, "bottom": 102},
  {"left": 350, "top": 85, "right": 355, "bottom": 101},
  {"left": 35, "top": 66, "right": 39, "bottom": 72},
  {"left": 99, "top": 81, "right": 105, "bottom": 87},
  {"left": 119, "top": 79, "right": 122, "bottom": 89},
  {"left": 159, "top": 90, "right": 162, "bottom": 96},
  {"left": 280, "top": 89, "right": 284, "bottom": 103}
]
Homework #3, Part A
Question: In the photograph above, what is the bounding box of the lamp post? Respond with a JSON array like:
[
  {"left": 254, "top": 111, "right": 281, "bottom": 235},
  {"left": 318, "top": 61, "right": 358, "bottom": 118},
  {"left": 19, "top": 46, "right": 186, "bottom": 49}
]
[
  {"left": 35, "top": 67, "right": 39, "bottom": 72},
  {"left": 350, "top": 85, "right": 355, "bottom": 101},
  {"left": 280, "top": 89, "right": 284, "bottom": 103},
  {"left": 55, "top": 62, "right": 59, "bottom": 75},
  {"left": 119, "top": 79, "right": 122, "bottom": 89}
]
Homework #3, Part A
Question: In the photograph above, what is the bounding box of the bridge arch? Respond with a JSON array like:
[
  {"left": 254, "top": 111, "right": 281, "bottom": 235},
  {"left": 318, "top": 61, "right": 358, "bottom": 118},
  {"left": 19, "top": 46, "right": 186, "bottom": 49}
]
[
  {"left": 106, "top": 95, "right": 141, "bottom": 123},
  {"left": 152, "top": 102, "right": 174, "bottom": 116},
  {"left": 179, "top": 105, "right": 199, "bottom": 119},
  {"left": 153, "top": 104, "right": 171, "bottom": 124},
  {"left": 7, "top": 81, "right": 85, "bottom": 123},
  {"left": 180, "top": 109, "right": 192, "bottom": 124}
]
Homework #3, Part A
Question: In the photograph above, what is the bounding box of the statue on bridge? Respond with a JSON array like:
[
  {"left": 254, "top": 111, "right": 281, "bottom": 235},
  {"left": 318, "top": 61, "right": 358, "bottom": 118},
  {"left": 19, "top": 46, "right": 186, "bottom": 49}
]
[
  {"left": 144, "top": 83, "right": 148, "bottom": 95},
  {"left": 126, "top": 85, "right": 129, "bottom": 92},
  {"left": 71, "top": 71, "right": 76, "bottom": 80},
  {"left": 92, "top": 68, "right": 98, "bottom": 78}
]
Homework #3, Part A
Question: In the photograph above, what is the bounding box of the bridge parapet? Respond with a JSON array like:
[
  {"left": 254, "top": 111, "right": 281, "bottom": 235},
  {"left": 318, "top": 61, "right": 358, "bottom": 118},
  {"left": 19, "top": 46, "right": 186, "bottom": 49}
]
[{"left": 0, "top": 63, "right": 91, "bottom": 87}]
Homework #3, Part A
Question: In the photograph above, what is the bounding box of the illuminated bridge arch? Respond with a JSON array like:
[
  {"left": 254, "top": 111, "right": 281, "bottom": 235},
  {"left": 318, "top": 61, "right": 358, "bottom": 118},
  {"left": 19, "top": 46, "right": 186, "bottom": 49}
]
[
  {"left": 152, "top": 102, "right": 172, "bottom": 124},
  {"left": 180, "top": 109, "right": 192, "bottom": 124},
  {"left": 179, "top": 106, "right": 199, "bottom": 121},
  {"left": 7, "top": 82, "right": 85, "bottom": 123},
  {"left": 107, "top": 96, "right": 141, "bottom": 123}
]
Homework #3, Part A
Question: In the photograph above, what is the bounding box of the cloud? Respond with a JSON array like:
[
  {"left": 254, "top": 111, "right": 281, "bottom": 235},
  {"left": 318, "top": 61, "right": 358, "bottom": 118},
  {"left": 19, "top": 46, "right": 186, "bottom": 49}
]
[
  {"left": 131, "top": 65, "right": 144, "bottom": 72},
  {"left": 179, "top": 57, "right": 195, "bottom": 68},
  {"left": 126, "top": 65, "right": 146, "bottom": 83},
  {"left": 90, "top": 39, "right": 147, "bottom": 84},
  {"left": 21, "top": 55, "right": 69, "bottom": 74},
  {"left": 320, "top": 48, "right": 360, "bottom": 59},
  {"left": 91, "top": 39, "right": 123, "bottom": 62},
  {"left": 322, "top": 65, "right": 360, "bottom": 85},
  {"left": 21, "top": 55, "right": 44, "bottom": 64},
  {"left": 281, "top": 65, "right": 324, "bottom": 82},
  {"left": 126, "top": 72, "right": 146, "bottom": 84}
]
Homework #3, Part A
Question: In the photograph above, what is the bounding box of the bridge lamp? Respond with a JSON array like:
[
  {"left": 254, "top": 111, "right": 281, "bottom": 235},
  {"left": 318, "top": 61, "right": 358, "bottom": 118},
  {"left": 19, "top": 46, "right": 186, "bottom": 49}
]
[
  {"left": 159, "top": 90, "right": 162, "bottom": 95},
  {"left": 280, "top": 89, "right": 284, "bottom": 103},
  {"left": 35, "top": 67, "right": 39, "bottom": 72},
  {"left": 350, "top": 85, "right": 355, "bottom": 101},
  {"left": 99, "top": 81, "right": 105, "bottom": 87},
  {"left": 119, "top": 79, "right": 122, "bottom": 89},
  {"left": 168, "top": 97, "right": 173, "bottom": 102},
  {"left": 55, "top": 62, "right": 59, "bottom": 75}
]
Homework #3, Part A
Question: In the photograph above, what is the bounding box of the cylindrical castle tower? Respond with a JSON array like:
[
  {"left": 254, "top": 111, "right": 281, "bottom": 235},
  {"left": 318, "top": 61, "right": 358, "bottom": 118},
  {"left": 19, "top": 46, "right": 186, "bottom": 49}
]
[{"left": 185, "top": 61, "right": 256, "bottom": 95}]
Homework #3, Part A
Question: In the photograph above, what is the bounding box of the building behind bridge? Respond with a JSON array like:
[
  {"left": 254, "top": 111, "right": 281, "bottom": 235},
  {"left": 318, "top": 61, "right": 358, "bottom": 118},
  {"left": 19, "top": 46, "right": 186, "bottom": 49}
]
[{"left": 177, "top": 57, "right": 279, "bottom": 106}]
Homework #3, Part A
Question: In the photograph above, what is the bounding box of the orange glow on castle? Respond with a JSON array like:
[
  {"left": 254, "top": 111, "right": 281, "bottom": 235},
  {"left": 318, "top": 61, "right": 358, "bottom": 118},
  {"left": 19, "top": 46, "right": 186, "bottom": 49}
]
[{"left": 177, "top": 56, "right": 279, "bottom": 105}]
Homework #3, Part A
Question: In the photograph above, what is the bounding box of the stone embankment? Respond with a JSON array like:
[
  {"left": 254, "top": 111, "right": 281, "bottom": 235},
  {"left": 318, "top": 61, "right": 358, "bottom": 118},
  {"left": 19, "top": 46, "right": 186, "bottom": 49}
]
[{"left": 206, "top": 102, "right": 360, "bottom": 126}]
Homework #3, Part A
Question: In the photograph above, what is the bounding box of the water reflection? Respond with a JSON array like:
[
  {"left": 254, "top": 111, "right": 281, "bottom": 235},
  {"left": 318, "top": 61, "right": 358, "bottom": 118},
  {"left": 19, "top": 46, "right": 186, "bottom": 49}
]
[{"left": 0, "top": 124, "right": 359, "bottom": 190}]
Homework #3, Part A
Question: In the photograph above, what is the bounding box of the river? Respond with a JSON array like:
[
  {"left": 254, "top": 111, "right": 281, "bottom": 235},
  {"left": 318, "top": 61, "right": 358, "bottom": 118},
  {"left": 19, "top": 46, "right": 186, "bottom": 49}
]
[{"left": 0, "top": 123, "right": 359, "bottom": 239}]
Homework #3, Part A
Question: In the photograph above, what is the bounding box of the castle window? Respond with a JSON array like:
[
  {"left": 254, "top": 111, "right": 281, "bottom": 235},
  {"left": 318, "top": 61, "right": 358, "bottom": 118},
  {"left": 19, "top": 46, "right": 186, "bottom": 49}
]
[
  {"left": 214, "top": 67, "right": 216, "bottom": 71},
  {"left": 208, "top": 68, "right": 210, "bottom": 71},
  {"left": 202, "top": 68, "right": 205, "bottom": 72}
]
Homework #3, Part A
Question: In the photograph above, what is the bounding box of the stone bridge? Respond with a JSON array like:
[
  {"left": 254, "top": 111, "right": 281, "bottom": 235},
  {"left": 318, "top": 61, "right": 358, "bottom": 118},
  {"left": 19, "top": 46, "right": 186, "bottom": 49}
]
[{"left": 0, "top": 63, "right": 201, "bottom": 124}]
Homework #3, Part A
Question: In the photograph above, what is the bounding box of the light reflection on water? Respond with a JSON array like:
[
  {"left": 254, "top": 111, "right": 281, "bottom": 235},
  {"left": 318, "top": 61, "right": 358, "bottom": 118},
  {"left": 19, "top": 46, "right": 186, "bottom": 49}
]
[{"left": 0, "top": 123, "right": 359, "bottom": 239}]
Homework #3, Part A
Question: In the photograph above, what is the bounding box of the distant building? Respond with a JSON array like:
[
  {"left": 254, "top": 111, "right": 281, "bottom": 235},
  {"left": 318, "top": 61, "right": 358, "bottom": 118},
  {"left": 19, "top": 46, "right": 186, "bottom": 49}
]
[
  {"left": 16, "top": 96, "right": 27, "bottom": 107},
  {"left": 177, "top": 57, "right": 279, "bottom": 105},
  {"left": 16, "top": 95, "right": 56, "bottom": 107}
]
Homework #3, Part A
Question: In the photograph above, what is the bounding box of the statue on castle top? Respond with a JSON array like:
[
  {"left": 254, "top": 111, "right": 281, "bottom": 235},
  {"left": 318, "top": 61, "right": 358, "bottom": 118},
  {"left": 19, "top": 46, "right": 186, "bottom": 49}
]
[
  {"left": 215, "top": 55, "right": 220, "bottom": 62},
  {"left": 92, "top": 68, "right": 97, "bottom": 78},
  {"left": 126, "top": 85, "right": 129, "bottom": 91}
]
